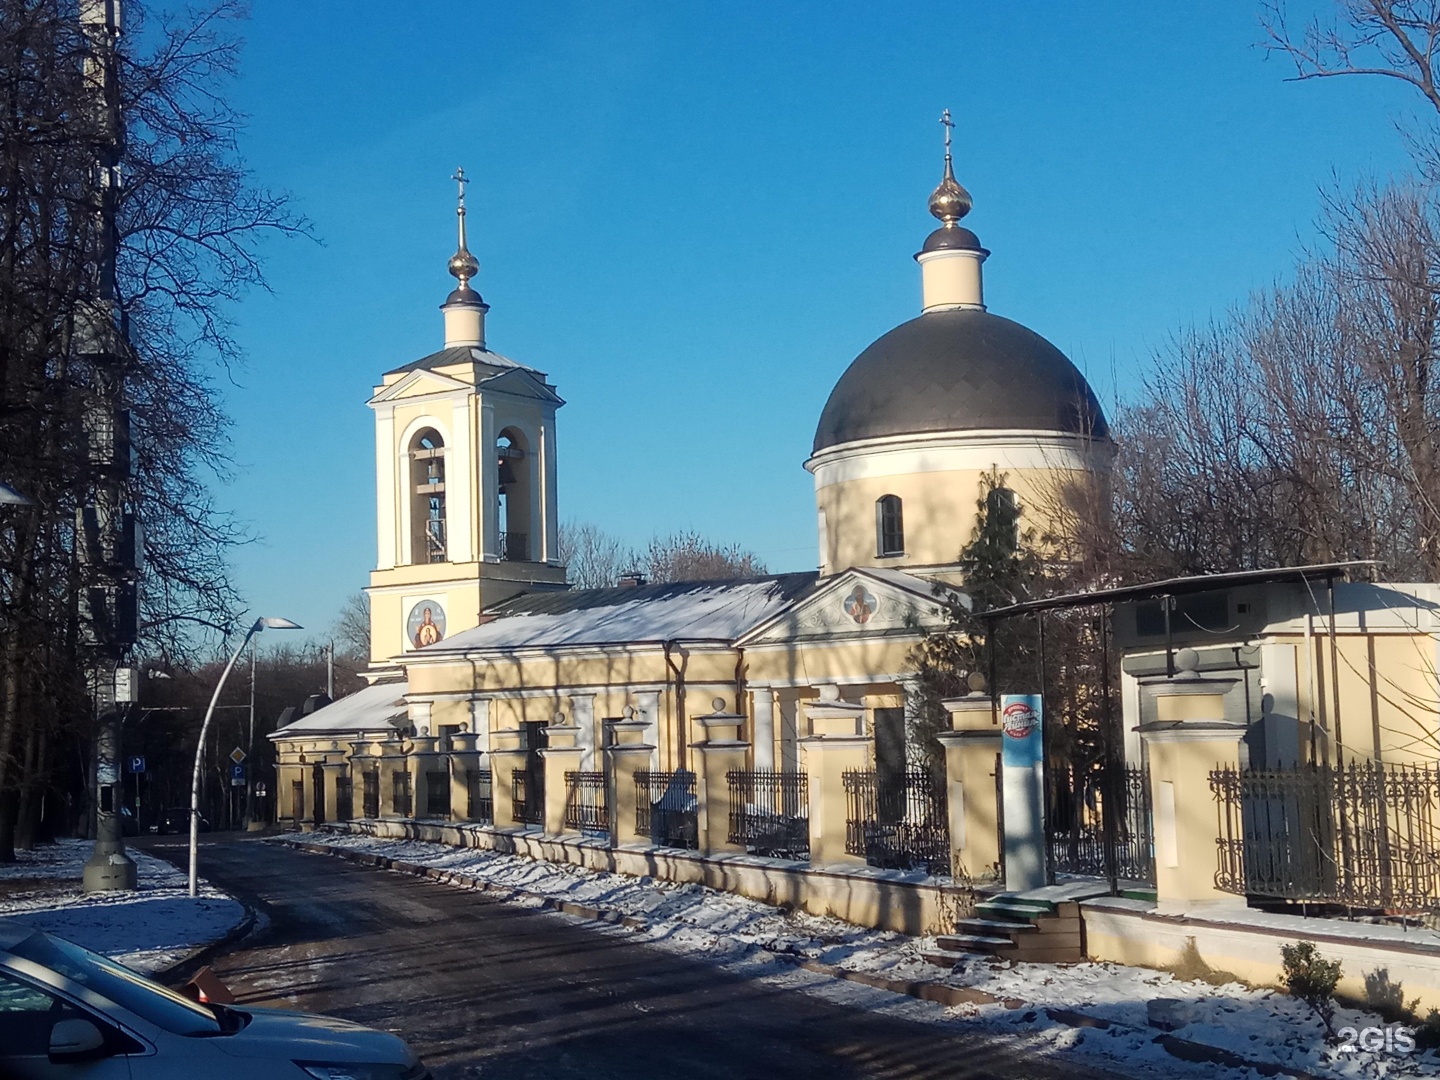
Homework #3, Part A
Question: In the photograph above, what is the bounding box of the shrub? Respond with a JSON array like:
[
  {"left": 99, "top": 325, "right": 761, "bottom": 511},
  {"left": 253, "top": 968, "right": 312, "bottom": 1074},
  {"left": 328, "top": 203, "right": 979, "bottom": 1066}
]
[{"left": 1281, "top": 941, "right": 1343, "bottom": 1037}]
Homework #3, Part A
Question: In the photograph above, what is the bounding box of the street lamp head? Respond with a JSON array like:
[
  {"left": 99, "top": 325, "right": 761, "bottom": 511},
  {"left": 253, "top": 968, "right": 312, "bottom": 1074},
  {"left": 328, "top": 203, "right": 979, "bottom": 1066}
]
[
  {"left": 0, "top": 482, "right": 31, "bottom": 506},
  {"left": 256, "top": 617, "right": 303, "bottom": 631}
]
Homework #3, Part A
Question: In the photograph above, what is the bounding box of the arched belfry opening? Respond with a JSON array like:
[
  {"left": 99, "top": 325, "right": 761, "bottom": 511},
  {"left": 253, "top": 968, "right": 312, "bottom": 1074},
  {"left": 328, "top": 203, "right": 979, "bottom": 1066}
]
[
  {"left": 497, "top": 428, "right": 530, "bottom": 562},
  {"left": 410, "top": 428, "right": 446, "bottom": 564}
]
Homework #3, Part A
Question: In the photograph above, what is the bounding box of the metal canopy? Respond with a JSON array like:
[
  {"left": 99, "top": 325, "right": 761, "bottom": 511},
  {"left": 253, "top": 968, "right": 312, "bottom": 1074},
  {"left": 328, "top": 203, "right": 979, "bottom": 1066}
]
[{"left": 980, "top": 560, "right": 1377, "bottom": 622}]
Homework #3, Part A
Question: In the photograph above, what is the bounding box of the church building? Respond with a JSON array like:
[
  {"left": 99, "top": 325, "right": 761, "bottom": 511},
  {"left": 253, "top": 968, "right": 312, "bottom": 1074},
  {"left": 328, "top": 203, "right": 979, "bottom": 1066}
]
[{"left": 271, "top": 123, "right": 1111, "bottom": 823}]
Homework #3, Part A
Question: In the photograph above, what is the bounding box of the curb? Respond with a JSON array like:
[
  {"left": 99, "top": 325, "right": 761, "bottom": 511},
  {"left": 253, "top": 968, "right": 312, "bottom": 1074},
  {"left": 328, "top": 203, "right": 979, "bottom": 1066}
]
[
  {"left": 156, "top": 903, "right": 258, "bottom": 985},
  {"left": 278, "top": 837, "right": 1328, "bottom": 1080}
]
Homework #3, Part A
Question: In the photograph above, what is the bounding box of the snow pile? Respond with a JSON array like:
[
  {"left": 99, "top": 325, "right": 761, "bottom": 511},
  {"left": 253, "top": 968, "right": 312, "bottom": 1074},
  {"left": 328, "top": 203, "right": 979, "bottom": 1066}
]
[
  {"left": 293, "top": 831, "right": 1440, "bottom": 1080},
  {"left": 0, "top": 839, "right": 246, "bottom": 973}
]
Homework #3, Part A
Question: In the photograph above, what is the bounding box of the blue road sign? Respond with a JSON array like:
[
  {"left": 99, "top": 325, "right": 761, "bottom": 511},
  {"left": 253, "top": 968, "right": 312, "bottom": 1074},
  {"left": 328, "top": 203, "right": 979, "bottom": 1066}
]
[
  {"left": 127, "top": 755, "right": 146, "bottom": 774},
  {"left": 230, "top": 763, "right": 245, "bottom": 781}
]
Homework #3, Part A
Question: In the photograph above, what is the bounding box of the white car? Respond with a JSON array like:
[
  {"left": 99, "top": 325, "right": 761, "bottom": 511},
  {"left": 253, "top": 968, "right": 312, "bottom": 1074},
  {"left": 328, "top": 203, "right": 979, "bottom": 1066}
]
[{"left": 0, "top": 918, "right": 428, "bottom": 1079}]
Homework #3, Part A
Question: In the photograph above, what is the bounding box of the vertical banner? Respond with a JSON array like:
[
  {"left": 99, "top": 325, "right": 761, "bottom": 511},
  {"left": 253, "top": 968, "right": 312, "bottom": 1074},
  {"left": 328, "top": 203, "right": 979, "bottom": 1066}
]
[{"left": 1000, "top": 694, "right": 1046, "bottom": 892}]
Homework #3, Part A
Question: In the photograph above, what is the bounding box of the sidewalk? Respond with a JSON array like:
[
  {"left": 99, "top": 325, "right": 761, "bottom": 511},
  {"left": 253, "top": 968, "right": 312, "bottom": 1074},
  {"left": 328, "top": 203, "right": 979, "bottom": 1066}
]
[
  {"left": 0, "top": 838, "right": 249, "bottom": 974},
  {"left": 288, "top": 829, "right": 1440, "bottom": 1080}
]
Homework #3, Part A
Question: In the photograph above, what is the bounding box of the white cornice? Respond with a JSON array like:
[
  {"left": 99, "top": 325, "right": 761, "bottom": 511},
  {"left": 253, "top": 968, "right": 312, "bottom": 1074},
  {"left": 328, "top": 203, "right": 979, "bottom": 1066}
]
[{"left": 805, "top": 428, "right": 1110, "bottom": 483}]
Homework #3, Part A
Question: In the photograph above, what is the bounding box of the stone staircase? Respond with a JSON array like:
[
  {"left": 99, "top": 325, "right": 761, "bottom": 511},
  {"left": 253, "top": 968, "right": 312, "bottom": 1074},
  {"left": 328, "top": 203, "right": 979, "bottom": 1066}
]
[{"left": 922, "top": 884, "right": 1103, "bottom": 968}]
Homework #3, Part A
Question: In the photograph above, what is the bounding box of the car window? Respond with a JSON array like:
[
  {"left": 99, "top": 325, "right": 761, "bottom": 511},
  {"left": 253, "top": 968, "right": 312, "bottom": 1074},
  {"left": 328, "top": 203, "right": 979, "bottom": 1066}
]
[
  {"left": 9, "top": 930, "right": 220, "bottom": 1036},
  {"left": 0, "top": 968, "right": 84, "bottom": 1056}
]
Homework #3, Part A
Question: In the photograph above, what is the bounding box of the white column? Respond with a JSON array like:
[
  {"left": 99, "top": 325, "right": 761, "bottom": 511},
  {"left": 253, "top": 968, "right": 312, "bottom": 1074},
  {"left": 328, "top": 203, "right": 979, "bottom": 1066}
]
[
  {"left": 469, "top": 698, "right": 491, "bottom": 752},
  {"left": 374, "top": 409, "right": 397, "bottom": 569},
  {"left": 541, "top": 412, "right": 559, "bottom": 564},
  {"left": 751, "top": 688, "right": 775, "bottom": 770},
  {"left": 448, "top": 395, "right": 474, "bottom": 563},
  {"left": 634, "top": 691, "right": 661, "bottom": 770},
  {"left": 570, "top": 693, "right": 597, "bottom": 770},
  {"left": 479, "top": 400, "right": 498, "bottom": 562},
  {"left": 408, "top": 698, "right": 434, "bottom": 737}
]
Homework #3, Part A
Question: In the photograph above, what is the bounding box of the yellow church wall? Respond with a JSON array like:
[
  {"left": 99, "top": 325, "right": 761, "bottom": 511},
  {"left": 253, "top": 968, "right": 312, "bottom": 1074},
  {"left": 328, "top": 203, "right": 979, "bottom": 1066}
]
[
  {"left": 367, "top": 575, "right": 481, "bottom": 665},
  {"left": 814, "top": 465, "right": 1090, "bottom": 573},
  {"left": 745, "top": 636, "right": 921, "bottom": 686},
  {"left": 1272, "top": 630, "right": 1440, "bottom": 766}
]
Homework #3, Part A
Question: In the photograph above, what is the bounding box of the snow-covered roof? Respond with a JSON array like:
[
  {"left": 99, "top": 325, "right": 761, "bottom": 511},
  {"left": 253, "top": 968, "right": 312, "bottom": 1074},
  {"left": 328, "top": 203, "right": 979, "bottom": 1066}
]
[
  {"left": 416, "top": 574, "right": 819, "bottom": 655},
  {"left": 269, "top": 681, "right": 409, "bottom": 739}
]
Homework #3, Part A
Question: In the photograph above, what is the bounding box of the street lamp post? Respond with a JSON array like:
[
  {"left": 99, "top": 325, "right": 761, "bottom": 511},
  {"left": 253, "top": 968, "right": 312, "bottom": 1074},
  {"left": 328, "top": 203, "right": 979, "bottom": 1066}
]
[{"left": 189, "top": 616, "right": 301, "bottom": 897}]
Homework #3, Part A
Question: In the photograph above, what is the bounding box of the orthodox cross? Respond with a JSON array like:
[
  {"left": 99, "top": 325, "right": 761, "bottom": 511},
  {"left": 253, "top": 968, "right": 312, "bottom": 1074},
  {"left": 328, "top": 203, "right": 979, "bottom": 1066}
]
[
  {"left": 452, "top": 166, "right": 470, "bottom": 214},
  {"left": 939, "top": 109, "right": 954, "bottom": 163}
]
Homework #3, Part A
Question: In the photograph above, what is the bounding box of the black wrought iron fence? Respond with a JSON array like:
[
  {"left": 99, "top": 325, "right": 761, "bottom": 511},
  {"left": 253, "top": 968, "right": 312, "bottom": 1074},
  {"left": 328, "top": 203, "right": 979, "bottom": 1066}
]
[
  {"left": 1211, "top": 762, "right": 1440, "bottom": 913},
  {"left": 425, "top": 770, "right": 450, "bottom": 818},
  {"left": 336, "top": 776, "right": 353, "bottom": 822},
  {"left": 362, "top": 771, "right": 379, "bottom": 819},
  {"left": 512, "top": 769, "right": 542, "bottom": 826},
  {"left": 392, "top": 770, "right": 412, "bottom": 818},
  {"left": 727, "top": 769, "right": 809, "bottom": 860},
  {"left": 564, "top": 771, "right": 610, "bottom": 835},
  {"left": 1047, "top": 765, "right": 1155, "bottom": 885},
  {"left": 843, "top": 769, "right": 950, "bottom": 875},
  {"left": 467, "top": 768, "right": 493, "bottom": 823},
  {"left": 635, "top": 769, "right": 698, "bottom": 849}
]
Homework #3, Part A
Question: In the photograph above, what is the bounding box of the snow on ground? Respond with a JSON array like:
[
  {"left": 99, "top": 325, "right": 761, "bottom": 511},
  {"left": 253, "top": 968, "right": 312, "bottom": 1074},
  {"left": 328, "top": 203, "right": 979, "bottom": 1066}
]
[
  {"left": 293, "top": 830, "right": 1440, "bottom": 1080},
  {"left": 0, "top": 839, "right": 246, "bottom": 973}
]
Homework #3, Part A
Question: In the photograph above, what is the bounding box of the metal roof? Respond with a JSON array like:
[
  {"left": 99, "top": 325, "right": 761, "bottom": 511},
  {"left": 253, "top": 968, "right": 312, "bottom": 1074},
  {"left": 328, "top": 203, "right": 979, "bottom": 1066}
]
[
  {"left": 812, "top": 308, "right": 1110, "bottom": 453},
  {"left": 980, "top": 561, "right": 1378, "bottom": 621}
]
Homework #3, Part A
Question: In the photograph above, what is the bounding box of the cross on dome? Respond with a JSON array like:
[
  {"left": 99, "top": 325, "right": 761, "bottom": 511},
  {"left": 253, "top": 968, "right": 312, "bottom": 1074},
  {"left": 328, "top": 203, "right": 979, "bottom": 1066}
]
[
  {"left": 928, "top": 108, "right": 972, "bottom": 226},
  {"left": 448, "top": 165, "right": 479, "bottom": 290}
]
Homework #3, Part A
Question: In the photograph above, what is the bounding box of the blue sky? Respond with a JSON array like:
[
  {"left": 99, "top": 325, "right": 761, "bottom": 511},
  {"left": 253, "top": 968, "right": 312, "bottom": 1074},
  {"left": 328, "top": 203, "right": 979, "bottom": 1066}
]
[{"left": 208, "top": 1, "right": 1414, "bottom": 643}]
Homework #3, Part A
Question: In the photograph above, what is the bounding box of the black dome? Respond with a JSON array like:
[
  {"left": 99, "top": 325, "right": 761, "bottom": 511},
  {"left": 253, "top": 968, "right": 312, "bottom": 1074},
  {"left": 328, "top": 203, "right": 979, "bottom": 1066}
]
[{"left": 812, "top": 309, "right": 1109, "bottom": 454}]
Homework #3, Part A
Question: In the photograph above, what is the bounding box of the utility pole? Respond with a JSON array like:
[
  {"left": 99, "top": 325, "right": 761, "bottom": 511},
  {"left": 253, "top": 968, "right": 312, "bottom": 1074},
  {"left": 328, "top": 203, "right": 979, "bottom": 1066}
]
[
  {"left": 326, "top": 641, "right": 334, "bottom": 699},
  {"left": 244, "top": 641, "right": 257, "bottom": 829},
  {"left": 80, "top": 0, "right": 138, "bottom": 894}
]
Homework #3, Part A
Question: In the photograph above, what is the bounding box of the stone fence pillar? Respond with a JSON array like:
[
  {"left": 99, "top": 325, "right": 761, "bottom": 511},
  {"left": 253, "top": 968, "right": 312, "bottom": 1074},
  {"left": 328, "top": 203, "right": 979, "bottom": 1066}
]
[
  {"left": 800, "top": 687, "right": 868, "bottom": 868},
  {"left": 692, "top": 700, "right": 748, "bottom": 856},
  {"left": 606, "top": 718, "right": 654, "bottom": 847},
  {"left": 937, "top": 693, "right": 1001, "bottom": 882},
  {"left": 407, "top": 736, "right": 445, "bottom": 819},
  {"left": 377, "top": 737, "right": 410, "bottom": 819},
  {"left": 318, "top": 760, "right": 346, "bottom": 825},
  {"left": 541, "top": 714, "right": 585, "bottom": 837},
  {"left": 488, "top": 728, "right": 528, "bottom": 830},
  {"left": 448, "top": 733, "right": 484, "bottom": 823},
  {"left": 1139, "top": 662, "right": 1244, "bottom": 910},
  {"left": 349, "top": 740, "right": 384, "bottom": 819}
]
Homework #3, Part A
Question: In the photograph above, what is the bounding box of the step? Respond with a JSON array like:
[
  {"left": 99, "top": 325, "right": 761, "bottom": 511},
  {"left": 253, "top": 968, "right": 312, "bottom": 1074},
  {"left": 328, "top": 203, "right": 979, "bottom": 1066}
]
[
  {"left": 936, "top": 933, "right": 1017, "bottom": 953},
  {"left": 954, "top": 917, "right": 1038, "bottom": 937},
  {"left": 1012, "top": 931, "right": 1082, "bottom": 954},
  {"left": 975, "top": 899, "right": 1051, "bottom": 922}
]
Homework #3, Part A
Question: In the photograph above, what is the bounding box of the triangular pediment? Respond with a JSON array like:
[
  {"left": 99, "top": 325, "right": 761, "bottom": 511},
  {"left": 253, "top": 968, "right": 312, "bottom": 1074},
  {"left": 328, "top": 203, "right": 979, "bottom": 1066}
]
[
  {"left": 738, "top": 567, "right": 965, "bottom": 646},
  {"left": 369, "top": 368, "right": 472, "bottom": 405},
  {"left": 478, "top": 366, "right": 564, "bottom": 406}
]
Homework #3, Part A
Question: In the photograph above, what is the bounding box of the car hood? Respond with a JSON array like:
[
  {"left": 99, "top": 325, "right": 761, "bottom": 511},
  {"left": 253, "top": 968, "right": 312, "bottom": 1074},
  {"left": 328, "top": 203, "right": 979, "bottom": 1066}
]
[{"left": 210, "top": 1006, "right": 415, "bottom": 1064}]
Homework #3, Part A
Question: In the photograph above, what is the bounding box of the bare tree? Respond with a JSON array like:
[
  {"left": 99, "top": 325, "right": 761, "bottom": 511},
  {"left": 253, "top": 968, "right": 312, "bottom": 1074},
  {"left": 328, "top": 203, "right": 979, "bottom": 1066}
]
[
  {"left": 331, "top": 592, "right": 370, "bottom": 662},
  {"left": 558, "top": 521, "right": 636, "bottom": 589},
  {"left": 643, "top": 530, "right": 766, "bottom": 583},
  {"left": 0, "top": 0, "right": 303, "bottom": 855}
]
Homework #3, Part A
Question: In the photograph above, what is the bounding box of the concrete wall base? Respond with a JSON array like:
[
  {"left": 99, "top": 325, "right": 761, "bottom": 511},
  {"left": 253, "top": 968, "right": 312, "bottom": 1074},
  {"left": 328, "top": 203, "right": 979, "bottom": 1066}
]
[
  {"left": 1084, "top": 897, "right": 1440, "bottom": 1012},
  {"left": 329, "top": 818, "right": 970, "bottom": 936}
]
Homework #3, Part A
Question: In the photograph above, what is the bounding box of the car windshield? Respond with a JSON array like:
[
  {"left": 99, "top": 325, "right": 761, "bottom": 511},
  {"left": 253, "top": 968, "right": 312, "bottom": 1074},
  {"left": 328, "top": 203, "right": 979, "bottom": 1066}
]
[{"left": 10, "top": 930, "right": 222, "bottom": 1036}]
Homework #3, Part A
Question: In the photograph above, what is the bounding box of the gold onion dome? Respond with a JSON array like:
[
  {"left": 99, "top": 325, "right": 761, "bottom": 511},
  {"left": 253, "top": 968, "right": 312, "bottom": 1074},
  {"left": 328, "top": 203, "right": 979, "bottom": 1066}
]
[
  {"left": 449, "top": 246, "right": 479, "bottom": 286},
  {"left": 928, "top": 157, "right": 972, "bottom": 226}
]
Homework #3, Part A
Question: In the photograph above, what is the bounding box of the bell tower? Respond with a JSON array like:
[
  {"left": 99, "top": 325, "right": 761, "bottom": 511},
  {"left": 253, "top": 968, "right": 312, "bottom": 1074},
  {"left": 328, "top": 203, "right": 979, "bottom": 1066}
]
[{"left": 365, "top": 170, "right": 568, "bottom": 671}]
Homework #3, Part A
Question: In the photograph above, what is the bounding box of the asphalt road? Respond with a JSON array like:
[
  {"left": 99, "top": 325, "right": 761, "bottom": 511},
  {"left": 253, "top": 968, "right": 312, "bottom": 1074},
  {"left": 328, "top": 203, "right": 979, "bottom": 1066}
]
[{"left": 163, "top": 838, "right": 1116, "bottom": 1080}]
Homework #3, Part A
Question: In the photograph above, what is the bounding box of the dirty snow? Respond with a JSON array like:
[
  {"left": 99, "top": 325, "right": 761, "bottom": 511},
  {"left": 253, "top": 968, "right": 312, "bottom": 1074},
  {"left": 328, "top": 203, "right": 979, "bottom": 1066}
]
[
  {"left": 0, "top": 839, "right": 246, "bottom": 973},
  {"left": 291, "top": 830, "right": 1440, "bottom": 1080}
]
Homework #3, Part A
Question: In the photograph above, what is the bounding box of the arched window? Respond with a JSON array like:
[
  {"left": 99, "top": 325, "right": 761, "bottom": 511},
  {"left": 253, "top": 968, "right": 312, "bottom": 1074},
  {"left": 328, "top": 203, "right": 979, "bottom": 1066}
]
[
  {"left": 496, "top": 428, "right": 530, "bottom": 561},
  {"left": 876, "top": 494, "right": 904, "bottom": 557},
  {"left": 410, "top": 429, "right": 446, "bottom": 564}
]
